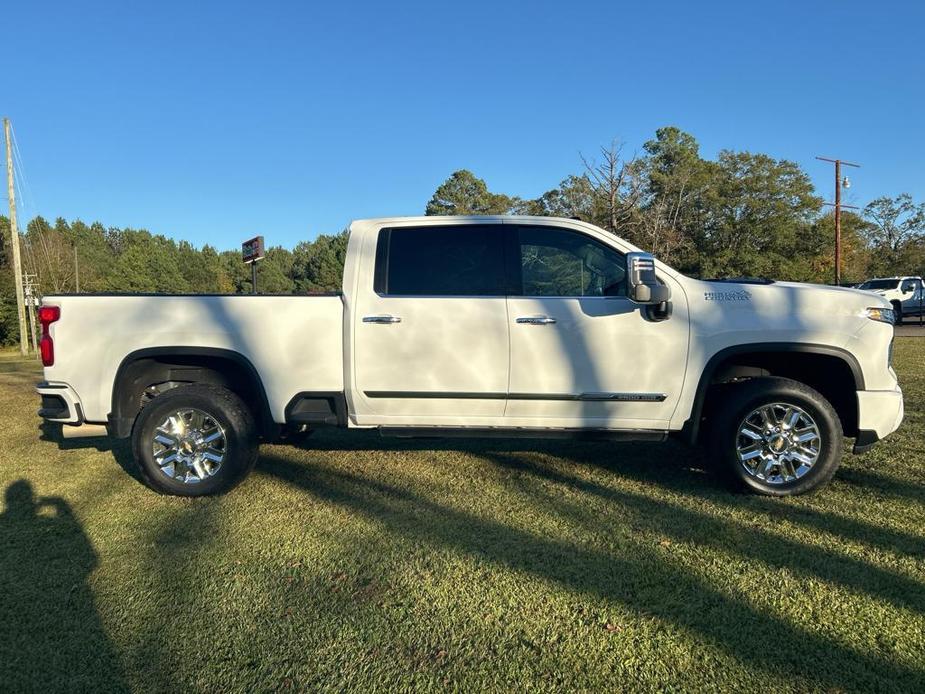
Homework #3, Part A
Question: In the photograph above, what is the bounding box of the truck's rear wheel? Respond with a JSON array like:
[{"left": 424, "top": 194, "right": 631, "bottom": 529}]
[
  {"left": 131, "top": 384, "right": 259, "bottom": 496},
  {"left": 710, "top": 377, "right": 843, "bottom": 496}
]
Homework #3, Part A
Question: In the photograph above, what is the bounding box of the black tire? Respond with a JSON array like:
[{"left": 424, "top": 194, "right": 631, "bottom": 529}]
[
  {"left": 892, "top": 301, "right": 903, "bottom": 324},
  {"left": 131, "top": 384, "right": 259, "bottom": 496},
  {"left": 709, "top": 377, "right": 843, "bottom": 496}
]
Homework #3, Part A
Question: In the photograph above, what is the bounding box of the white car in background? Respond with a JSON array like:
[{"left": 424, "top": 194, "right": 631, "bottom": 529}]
[{"left": 857, "top": 277, "right": 924, "bottom": 323}]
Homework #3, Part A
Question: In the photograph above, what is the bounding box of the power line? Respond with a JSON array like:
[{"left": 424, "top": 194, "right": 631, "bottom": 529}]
[{"left": 9, "top": 122, "right": 39, "bottom": 218}]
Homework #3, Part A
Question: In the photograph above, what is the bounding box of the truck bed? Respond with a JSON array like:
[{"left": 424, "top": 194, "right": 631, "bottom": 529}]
[{"left": 41, "top": 294, "right": 345, "bottom": 424}]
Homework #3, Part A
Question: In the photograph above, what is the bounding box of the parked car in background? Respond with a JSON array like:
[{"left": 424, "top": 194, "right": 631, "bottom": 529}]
[
  {"left": 857, "top": 277, "right": 924, "bottom": 323},
  {"left": 36, "top": 216, "right": 903, "bottom": 498}
]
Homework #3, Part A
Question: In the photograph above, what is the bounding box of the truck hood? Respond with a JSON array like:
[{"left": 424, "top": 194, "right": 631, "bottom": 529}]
[
  {"left": 685, "top": 278, "right": 889, "bottom": 324},
  {"left": 860, "top": 287, "right": 894, "bottom": 298},
  {"left": 770, "top": 281, "right": 890, "bottom": 306}
]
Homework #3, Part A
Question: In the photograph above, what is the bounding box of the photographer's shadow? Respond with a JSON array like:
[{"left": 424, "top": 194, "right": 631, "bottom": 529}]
[{"left": 0, "top": 480, "right": 127, "bottom": 691}]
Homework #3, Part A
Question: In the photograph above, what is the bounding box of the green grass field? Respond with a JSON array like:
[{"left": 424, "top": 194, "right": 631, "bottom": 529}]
[{"left": 1, "top": 343, "right": 923, "bottom": 692}]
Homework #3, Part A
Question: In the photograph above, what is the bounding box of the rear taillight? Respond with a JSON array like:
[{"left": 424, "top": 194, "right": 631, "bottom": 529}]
[{"left": 38, "top": 305, "right": 60, "bottom": 366}]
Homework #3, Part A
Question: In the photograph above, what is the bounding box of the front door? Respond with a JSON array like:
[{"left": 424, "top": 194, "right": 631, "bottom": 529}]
[
  {"left": 505, "top": 224, "right": 689, "bottom": 428},
  {"left": 901, "top": 278, "right": 924, "bottom": 315},
  {"left": 352, "top": 222, "right": 510, "bottom": 424}
]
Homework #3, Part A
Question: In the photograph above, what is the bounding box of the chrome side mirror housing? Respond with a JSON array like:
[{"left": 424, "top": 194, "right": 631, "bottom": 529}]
[{"left": 626, "top": 252, "right": 671, "bottom": 305}]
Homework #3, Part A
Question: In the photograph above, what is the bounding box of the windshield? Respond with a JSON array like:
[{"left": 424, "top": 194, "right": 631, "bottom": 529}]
[{"left": 859, "top": 279, "right": 900, "bottom": 290}]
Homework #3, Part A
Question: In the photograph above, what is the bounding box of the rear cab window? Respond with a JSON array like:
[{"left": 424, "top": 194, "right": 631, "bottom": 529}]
[
  {"left": 374, "top": 225, "right": 505, "bottom": 296},
  {"left": 860, "top": 279, "right": 901, "bottom": 290}
]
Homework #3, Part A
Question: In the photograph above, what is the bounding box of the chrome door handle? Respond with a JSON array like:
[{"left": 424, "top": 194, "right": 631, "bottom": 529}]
[
  {"left": 363, "top": 315, "right": 401, "bottom": 324},
  {"left": 516, "top": 316, "right": 556, "bottom": 325}
]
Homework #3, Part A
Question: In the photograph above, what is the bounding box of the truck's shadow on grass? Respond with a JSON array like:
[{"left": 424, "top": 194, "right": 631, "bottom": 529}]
[
  {"left": 837, "top": 465, "right": 925, "bottom": 505},
  {"left": 284, "top": 426, "right": 925, "bottom": 506},
  {"left": 39, "top": 422, "right": 144, "bottom": 484},
  {"left": 256, "top": 435, "right": 925, "bottom": 691}
]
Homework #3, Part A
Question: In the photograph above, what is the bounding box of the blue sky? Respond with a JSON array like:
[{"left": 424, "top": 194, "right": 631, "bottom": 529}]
[{"left": 4, "top": 0, "right": 923, "bottom": 249}]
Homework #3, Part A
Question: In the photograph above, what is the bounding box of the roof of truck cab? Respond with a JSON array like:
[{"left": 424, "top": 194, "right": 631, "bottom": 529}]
[
  {"left": 350, "top": 215, "right": 581, "bottom": 224},
  {"left": 347, "top": 215, "right": 631, "bottom": 240},
  {"left": 346, "top": 214, "right": 663, "bottom": 275}
]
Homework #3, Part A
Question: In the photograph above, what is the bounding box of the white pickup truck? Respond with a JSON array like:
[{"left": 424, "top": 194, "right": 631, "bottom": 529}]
[
  {"left": 36, "top": 216, "right": 903, "bottom": 497},
  {"left": 857, "top": 276, "right": 924, "bottom": 323}
]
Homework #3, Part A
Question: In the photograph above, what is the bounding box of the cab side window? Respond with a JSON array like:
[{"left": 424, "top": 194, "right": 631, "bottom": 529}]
[
  {"left": 375, "top": 225, "right": 506, "bottom": 296},
  {"left": 514, "top": 226, "right": 626, "bottom": 297}
]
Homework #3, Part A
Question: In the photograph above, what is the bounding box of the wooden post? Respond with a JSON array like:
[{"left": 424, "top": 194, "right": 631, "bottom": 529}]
[
  {"left": 4, "top": 118, "right": 29, "bottom": 356},
  {"left": 834, "top": 159, "right": 841, "bottom": 287}
]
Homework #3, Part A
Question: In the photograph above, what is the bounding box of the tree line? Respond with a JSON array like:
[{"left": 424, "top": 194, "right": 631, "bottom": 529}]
[
  {"left": 426, "top": 127, "right": 924, "bottom": 282},
  {"left": 1, "top": 126, "right": 923, "bottom": 345},
  {"left": 0, "top": 218, "right": 348, "bottom": 344}
]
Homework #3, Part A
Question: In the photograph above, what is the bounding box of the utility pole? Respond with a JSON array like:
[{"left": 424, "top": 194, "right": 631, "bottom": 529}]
[
  {"left": 816, "top": 156, "right": 860, "bottom": 286},
  {"left": 4, "top": 118, "right": 29, "bottom": 356},
  {"left": 74, "top": 245, "right": 79, "bottom": 292}
]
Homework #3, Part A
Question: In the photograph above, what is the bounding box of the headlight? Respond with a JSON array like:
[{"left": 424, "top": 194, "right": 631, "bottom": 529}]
[{"left": 866, "top": 307, "right": 896, "bottom": 324}]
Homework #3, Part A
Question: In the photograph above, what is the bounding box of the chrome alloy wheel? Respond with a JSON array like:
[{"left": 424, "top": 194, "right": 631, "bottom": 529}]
[
  {"left": 735, "top": 403, "right": 822, "bottom": 485},
  {"left": 152, "top": 408, "right": 226, "bottom": 484}
]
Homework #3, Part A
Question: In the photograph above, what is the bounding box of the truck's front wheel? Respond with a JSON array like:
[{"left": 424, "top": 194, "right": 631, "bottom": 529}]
[
  {"left": 710, "top": 377, "right": 843, "bottom": 496},
  {"left": 131, "top": 384, "right": 259, "bottom": 496}
]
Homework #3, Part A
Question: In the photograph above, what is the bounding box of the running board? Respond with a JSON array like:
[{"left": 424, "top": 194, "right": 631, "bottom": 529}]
[{"left": 377, "top": 427, "right": 667, "bottom": 442}]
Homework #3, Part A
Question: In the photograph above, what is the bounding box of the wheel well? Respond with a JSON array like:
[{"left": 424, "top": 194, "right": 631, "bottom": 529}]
[
  {"left": 109, "top": 349, "right": 274, "bottom": 438},
  {"left": 694, "top": 350, "right": 859, "bottom": 443}
]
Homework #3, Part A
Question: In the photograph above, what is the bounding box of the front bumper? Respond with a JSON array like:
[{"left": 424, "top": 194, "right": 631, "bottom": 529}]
[
  {"left": 36, "top": 381, "right": 84, "bottom": 424},
  {"left": 854, "top": 387, "right": 904, "bottom": 453}
]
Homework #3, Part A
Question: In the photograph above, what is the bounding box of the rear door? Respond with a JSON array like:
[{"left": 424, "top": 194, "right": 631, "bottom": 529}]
[
  {"left": 504, "top": 224, "right": 689, "bottom": 428},
  {"left": 352, "top": 222, "right": 510, "bottom": 424}
]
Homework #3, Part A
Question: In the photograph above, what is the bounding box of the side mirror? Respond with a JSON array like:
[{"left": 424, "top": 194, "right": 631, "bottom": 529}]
[{"left": 626, "top": 252, "right": 671, "bottom": 305}]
